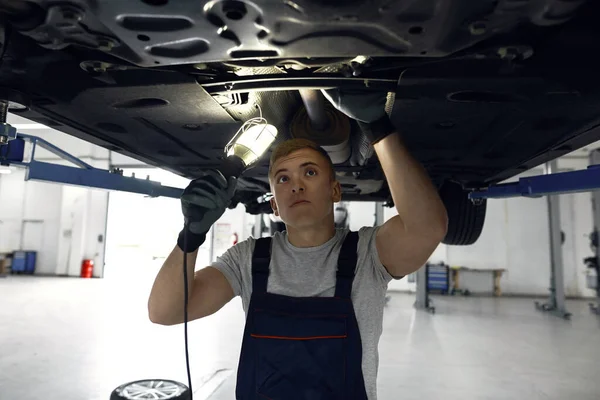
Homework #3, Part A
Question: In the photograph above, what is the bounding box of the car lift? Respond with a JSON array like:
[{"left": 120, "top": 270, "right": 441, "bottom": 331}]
[
  {"left": 412, "top": 152, "right": 600, "bottom": 318},
  {"left": 0, "top": 134, "right": 184, "bottom": 199},
  {"left": 469, "top": 152, "right": 600, "bottom": 320},
  {"left": 2, "top": 129, "right": 600, "bottom": 318}
]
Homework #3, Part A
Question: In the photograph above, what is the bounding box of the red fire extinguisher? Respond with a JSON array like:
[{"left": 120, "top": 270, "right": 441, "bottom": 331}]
[{"left": 80, "top": 259, "right": 94, "bottom": 278}]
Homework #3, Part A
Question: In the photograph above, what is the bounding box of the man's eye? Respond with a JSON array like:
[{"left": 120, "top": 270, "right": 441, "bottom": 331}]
[
  {"left": 306, "top": 169, "right": 317, "bottom": 176},
  {"left": 277, "top": 175, "right": 288, "bottom": 183}
]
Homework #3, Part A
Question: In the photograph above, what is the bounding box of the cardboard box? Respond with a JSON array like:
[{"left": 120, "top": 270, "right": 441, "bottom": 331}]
[{"left": 0, "top": 253, "right": 11, "bottom": 276}]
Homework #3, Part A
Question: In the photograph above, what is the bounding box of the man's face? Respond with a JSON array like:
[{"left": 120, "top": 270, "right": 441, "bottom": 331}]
[{"left": 269, "top": 148, "right": 341, "bottom": 229}]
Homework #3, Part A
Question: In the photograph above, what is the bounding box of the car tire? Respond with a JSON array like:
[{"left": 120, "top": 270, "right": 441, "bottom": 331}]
[
  {"left": 440, "top": 181, "right": 486, "bottom": 246},
  {"left": 110, "top": 379, "right": 191, "bottom": 400}
]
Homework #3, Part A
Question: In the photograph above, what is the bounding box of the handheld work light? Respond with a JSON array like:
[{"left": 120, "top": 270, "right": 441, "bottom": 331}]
[{"left": 221, "top": 114, "right": 278, "bottom": 179}]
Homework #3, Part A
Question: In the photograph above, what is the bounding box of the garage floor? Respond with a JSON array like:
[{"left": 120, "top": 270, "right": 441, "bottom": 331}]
[{"left": 2, "top": 270, "right": 600, "bottom": 400}]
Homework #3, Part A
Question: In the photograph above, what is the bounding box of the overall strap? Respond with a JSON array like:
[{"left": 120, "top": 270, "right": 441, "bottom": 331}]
[
  {"left": 252, "top": 237, "right": 272, "bottom": 294},
  {"left": 335, "top": 231, "right": 359, "bottom": 299}
]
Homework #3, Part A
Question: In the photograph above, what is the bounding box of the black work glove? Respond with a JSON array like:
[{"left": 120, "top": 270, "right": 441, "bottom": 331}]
[
  {"left": 177, "top": 170, "right": 237, "bottom": 253},
  {"left": 321, "top": 89, "right": 396, "bottom": 145}
]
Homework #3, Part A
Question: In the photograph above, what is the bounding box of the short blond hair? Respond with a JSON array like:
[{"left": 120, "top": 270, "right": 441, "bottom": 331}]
[{"left": 268, "top": 138, "right": 335, "bottom": 181}]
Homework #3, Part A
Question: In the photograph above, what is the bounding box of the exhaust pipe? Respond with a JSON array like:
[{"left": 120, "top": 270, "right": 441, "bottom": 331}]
[{"left": 298, "top": 89, "right": 329, "bottom": 131}]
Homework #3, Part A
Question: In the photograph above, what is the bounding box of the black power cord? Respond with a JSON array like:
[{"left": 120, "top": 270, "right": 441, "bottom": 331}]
[
  {"left": 182, "top": 225, "right": 193, "bottom": 399},
  {"left": 178, "top": 169, "right": 240, "bottom": 400}
]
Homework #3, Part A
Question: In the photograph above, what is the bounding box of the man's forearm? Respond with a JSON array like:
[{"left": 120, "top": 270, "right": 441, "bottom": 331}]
[
  {"left": 148, "top": 245, "right": 198, "bottom": 325},
  {"left": 374, "top": 132, "right": 448, "bottom": 236}
]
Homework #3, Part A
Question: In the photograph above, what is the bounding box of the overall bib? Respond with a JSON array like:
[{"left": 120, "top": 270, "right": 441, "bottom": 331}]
[{"left": 235, "top": 231, "right": 369, "bottom": 400}]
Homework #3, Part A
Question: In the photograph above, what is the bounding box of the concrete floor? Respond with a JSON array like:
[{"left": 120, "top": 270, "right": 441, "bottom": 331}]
[{"left": 2, "top": 268, "right": 600, "bottom": 400}]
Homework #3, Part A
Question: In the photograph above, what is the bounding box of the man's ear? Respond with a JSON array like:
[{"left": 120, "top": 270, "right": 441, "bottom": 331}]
[
  {"left": 270, "top": 196, "right": 279, "bottom": 216},
  {"left": 332, "top": 180, "right": 342, "bottom": 203}
]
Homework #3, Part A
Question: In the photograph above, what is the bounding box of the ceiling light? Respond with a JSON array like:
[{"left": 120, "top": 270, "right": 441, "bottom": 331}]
[{"left": 11, "top": 124, "right": 48, "bottom": 130}]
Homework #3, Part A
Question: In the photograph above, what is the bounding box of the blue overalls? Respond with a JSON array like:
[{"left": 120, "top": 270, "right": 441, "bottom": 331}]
[{"left": 235, "top": 231, "right": 369, "bottom": 400}]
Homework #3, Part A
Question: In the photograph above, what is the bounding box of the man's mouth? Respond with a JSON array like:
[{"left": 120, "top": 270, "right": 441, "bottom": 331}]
[{"left": 291, "top": 200, "right": 310, "bottom": 207}]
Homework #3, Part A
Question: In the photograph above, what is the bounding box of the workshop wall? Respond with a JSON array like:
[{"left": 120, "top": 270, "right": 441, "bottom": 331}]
[
  {"left": 209, "top": 203, "right": 251, "bottom": 265},
  {"left": 0, "top": 169, "right": 62, "bottom": 274},
  {"left": 442, "top": 161, "right": 595, "bottom": 298},
  {"left": 0, "top": 117, "right": 110, "bottom": 277},
  {"left": 0, "top": 169, "right": 27, "bottom": 253},
  {"left": 103, "top": 167, "right": 249, "bottom": 279},
  {"left": 347, "top": 201, "right": 377, "bottom": 230},
  {"left": 103, "top": 167, "right": 188, "bottom": 280},
  {"left": 54, "top": 186, "right": 109, "bottom": 278}
]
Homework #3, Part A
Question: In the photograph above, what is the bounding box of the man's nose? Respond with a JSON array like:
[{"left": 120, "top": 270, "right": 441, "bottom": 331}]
[{"left": 291, "top": 181, "right": 305, "bottom": 193}]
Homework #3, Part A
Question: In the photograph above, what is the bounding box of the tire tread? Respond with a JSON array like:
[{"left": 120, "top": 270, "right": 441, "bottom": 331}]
[{"left": 440, "top": 182, "right": 486, "bottom": 246}]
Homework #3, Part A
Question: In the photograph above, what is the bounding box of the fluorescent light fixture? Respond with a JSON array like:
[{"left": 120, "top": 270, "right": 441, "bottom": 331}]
[{"left": 11, "top": 124, "right": 48, "bottom": 130}]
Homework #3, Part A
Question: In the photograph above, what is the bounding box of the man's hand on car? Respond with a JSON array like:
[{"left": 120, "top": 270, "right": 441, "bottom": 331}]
[
  {"left": 321, "top": 89, "right": 396, "bottom": 145},
  {"left": 177, "top": 170, "right": 237, "bottom": 253}
]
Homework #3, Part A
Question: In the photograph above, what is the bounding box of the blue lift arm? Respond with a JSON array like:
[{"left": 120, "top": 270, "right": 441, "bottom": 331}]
[
  {"left": 6, "top": 134, "right": 598, "bottom": 202},
  {"left": 1, "top": 134, "right": 184, "bottom": 199},
  {"left": 469, "top": 164, "right": 600, "bottom": 200}
]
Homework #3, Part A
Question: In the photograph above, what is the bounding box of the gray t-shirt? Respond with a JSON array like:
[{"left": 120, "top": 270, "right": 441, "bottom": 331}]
[{"left": 212, "top": 226, "right": 395, "bottom": 400}]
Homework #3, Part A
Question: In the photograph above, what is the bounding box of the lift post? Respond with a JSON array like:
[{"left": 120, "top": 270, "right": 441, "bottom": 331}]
[
  {"left": 0, "top": 134, "right": 184, "bottom": 199},
  {"left": 589, "top": 149, "right": 600, "bottom": 316},
  {"left": 414, "top": 264, "right": 436, "bottom": 313},
  {"left": 374, "top": 202, "right": 384, "bottom": 227},
  {"left": 534, "top": 160, "right": 571, "bottom": 319}
]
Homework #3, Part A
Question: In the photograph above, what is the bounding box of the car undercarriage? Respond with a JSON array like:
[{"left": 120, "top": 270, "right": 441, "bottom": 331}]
[{"left": 1, "top": 0, "right": 600, "bottom": 244}]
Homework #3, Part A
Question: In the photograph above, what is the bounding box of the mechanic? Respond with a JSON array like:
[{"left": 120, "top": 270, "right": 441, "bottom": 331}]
[{"left": 148, "top": 90, "right": 448, "bottom": 399}]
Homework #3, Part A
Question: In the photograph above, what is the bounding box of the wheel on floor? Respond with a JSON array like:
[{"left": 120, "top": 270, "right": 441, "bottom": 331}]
[{"left": 110, "top": 379, "right": 191, "bottom": 400}]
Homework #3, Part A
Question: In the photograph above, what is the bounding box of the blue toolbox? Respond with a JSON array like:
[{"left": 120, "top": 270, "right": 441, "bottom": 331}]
[
  {"left": 11, "top": 251, "right": 37, "bottom": 275},
  {"left": 426, "top": 262, "right": 450, "bottom": 293}
]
